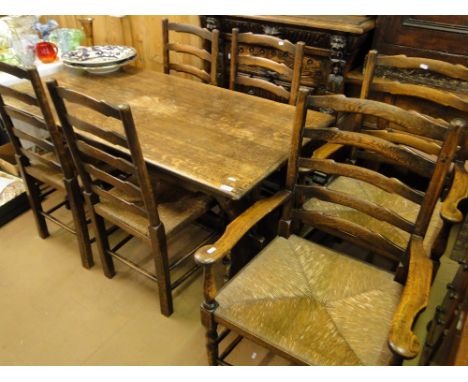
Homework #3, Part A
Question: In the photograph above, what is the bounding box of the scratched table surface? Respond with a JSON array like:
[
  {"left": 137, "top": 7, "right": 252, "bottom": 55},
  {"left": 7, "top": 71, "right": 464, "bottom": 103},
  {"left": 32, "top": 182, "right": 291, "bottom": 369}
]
[{"left": 19, "top": 67, "right": 334, "bottom": 200}]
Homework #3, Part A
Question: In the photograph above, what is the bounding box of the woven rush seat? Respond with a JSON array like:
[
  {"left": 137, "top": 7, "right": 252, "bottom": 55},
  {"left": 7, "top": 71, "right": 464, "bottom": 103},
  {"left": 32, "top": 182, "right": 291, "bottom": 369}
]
[
  {"left": 303, "top": 176, "right": 443, "bottom": 252},
  {"left": 215, "top": 234, "right": 403, "bottom": 365},
  {"left": 95, "top": 184, "right": 213, "bottom": 240}
]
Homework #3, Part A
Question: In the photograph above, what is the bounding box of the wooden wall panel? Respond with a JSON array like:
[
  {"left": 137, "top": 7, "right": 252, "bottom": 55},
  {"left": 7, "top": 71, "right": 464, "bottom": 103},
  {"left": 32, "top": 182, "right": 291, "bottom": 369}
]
[{"left": 47, "top": 15, "right": 202, "bottom": 75}]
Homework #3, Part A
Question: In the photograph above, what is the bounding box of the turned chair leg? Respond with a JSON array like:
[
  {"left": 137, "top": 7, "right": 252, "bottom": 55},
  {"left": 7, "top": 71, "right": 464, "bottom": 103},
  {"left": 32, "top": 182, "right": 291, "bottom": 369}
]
[
  {"left": 22, "top": 171, "right": 49, "bottom": 239},
  {"left": 64, "top": 177, "right": 94, "bottom": 269},
  {"left": 202, "top": 309, "right": 219, "bottom": 365},
  {"left": 91, "top": 211, "right": 115, "bottom": 278},
  {"left": 149, "top": 224, "right": 173, "bottom": 317}
]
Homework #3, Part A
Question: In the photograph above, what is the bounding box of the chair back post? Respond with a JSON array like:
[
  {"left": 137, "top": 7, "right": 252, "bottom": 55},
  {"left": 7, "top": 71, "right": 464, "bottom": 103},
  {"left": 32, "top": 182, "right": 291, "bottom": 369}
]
[
  {"left": 210, "top": 29, "right": 220, "bottom": 86},
  {"left": 162, "top": 18, "right": 170, "bottom": 75},
  {"left": 118, "top": 104, "right": 161, "bottom": 228},
  {"left": 413, "top": 118, "right": 465, "bottom": 236},
  {"left": 45, "top": 78, "right": 94, "bottom": 196},
  {"left": 229, "top": 28, "right": 239, "bottom": 91},
  {"left": 289, "top": 42, "right": 305, "bottom": 105},
  {"left": 28, "top": 68, "right": 75, "bottom": 178},
  {"left": 279, "top": 88, "right": 309, "bottom": 237}
]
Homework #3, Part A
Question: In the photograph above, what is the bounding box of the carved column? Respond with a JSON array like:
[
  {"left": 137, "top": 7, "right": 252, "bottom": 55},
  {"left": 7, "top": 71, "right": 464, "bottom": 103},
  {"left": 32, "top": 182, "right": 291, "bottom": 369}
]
[{"left": 327, "top": 34, "right": 347, "bottom": 93}]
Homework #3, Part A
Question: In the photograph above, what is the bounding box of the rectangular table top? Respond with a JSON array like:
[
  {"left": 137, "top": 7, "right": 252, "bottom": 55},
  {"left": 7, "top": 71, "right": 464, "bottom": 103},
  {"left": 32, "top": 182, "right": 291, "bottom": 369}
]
[{"left": 43, "top": 68, "right": 333, "bottom": 200}]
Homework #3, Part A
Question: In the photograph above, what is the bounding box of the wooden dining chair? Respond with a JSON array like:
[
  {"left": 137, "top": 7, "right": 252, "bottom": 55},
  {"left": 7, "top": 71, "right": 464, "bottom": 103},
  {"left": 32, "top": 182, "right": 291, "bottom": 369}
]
[
  {"left": 359, "top": 50, "right": 468, "bottom": 158},
  {"left": 357, "top": 50, "right": 468, "bottom": 229},
  {"left": 195, "top": 91, "right": 465, "bottom": 365},
  {"left": 46, "top": 79, "right": 216, "bottom": 316},
  {"left": 162, "top": 19, "right": 219, "bottom": 85},
  {"left": 229, "top": 29, "right": 305, "bottom": 105},
  {"left": 0, "top": 61, "right": 93, "bottom": 268}
]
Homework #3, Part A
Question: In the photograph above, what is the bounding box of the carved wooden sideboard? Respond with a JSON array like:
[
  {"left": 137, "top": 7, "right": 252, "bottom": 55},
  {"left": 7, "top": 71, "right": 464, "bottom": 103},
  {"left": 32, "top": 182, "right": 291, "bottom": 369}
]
[
  {"left": 372, "top": 16, "right": 468, "bottom": 65},
  {"left": 201, "top": 16, "right": 376, "bottom": 96}
]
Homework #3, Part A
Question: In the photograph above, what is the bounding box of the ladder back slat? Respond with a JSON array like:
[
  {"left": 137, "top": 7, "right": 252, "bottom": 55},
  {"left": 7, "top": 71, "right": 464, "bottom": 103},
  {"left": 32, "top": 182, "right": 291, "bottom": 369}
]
[
  {"left": 238, "top": 55, "right": 293, "bottom": 78},
  {"left": 298, "top": 158, "right": 425, "bottom": 204},
  {"left": 169, "top": 63, "right": 211, "bottom": 83},
  {"left": 20, "top": 147, "right": 61, "bottom": 170},
  {"left": 168, "top": 22, "right": 213, "bottom": 41},
  {"left": 67, "top": 114, "right": 128, "bottom": 148},
  {"left": 308, "top": 95, "right": 448, "bottom": 140},
  {"left": 297, "top": 184, "right": 415, "bottom": 233},
  {"left": 303, "top": 128, "right": 436, "bottom": 178},
  {"left": 76, "top": 139, "right": 135, "bottom": 175},
  {"left": 168, "top": 42, "right": 212, "bottom": 62},
  {"left": 56, "top": 86, "right": 121, "bottom": 119},
  {"left": 92, "top": 185, "right": 148, "bottom": 219},
  {"left": 12, "top": 128, "right": 55, "bottom": 153},
  {"left": 84, "top": 162, "right": 141, "bottom": 199},
  {"left": 0, "top": 84, "right": 38, "bottom": 106},
  {"left": 292, "top": 209, "right": 406, "bottom": 261},
  {"left": 237, "top": 75, "right": 290, "bottom": 100}
]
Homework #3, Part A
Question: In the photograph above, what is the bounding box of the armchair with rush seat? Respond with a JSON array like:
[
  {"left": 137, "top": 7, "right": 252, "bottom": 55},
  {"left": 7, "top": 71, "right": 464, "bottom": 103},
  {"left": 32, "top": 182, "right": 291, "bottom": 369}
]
[{"left": 195, "top": 91, "right": 465, "bottom": 365}]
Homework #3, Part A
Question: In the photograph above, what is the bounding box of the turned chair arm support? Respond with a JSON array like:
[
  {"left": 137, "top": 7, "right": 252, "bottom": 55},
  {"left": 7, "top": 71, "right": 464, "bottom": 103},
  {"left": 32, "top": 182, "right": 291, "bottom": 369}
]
[
  {"left": 388, "top": 235, "right": 433, "bottom": 359},
  {"left": 441, "top": 163, "right": 468, "bottom": 223},
  {"left": 195, "top": 190, "right": 291, "bottom": 266}
]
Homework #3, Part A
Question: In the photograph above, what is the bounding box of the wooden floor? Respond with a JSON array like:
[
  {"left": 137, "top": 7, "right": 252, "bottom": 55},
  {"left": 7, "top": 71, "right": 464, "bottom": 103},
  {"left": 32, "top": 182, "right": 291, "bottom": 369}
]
[{"left": 0, "top": 191, "right": 459, "bottom": 365}]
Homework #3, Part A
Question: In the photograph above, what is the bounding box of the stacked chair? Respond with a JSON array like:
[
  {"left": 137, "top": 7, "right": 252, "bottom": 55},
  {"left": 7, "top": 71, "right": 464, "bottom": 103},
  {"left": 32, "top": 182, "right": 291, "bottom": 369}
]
[
  {"left": 229, "top": 28, "right": 305, "bottom": 105},
  {"left": 46, "top": 79, "right": 215, "bottom": 316},
  {"left": 0, "top": 61, "right": 93, "bottom": 268},
  {"left": 162, "top": 19, "right": 220, "bottom": 86}
]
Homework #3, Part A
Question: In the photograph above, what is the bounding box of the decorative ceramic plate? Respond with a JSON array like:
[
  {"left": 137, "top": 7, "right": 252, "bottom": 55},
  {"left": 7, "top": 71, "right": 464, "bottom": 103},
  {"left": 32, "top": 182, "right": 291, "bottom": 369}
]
[
  {"left": 63, "top": 55, "right": 136, "bottom": 74},
  {"left": 61, "top": 45, "right": 137, "bottom": 67}
]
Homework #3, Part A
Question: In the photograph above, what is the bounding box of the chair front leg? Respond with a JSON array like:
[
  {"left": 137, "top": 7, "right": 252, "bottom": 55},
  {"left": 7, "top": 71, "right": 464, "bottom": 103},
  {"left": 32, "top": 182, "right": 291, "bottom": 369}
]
[
  {"left": 148, "top": 224, "right": 173, "bottom": 317},
  {"left": 201, "top": 306, "right": 219, "bottom": 366},
  {"left": 89, "top": 201, "right": 115, "bottom": 278},
  {"left": 64, "top": 177, "right": 94, "bottom": 269}
]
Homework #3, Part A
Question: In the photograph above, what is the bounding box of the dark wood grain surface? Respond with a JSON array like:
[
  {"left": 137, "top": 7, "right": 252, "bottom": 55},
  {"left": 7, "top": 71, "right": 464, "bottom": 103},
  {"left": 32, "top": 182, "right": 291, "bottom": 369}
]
[{"left": 40, "top": 68, "right": 333, "bottom": 200}]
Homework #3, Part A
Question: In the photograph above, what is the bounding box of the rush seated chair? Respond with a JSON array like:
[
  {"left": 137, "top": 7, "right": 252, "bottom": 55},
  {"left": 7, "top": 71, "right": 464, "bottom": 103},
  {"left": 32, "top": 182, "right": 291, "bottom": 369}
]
[
  {"left": 46, "top": 79, "right": 215, "bottom": 316},
  {"left": 229, "top": 28, "right": 305, "bottom": 105},
  {"left": 0, "top": 61, "right": 93, "bottom": 268},
  {"left": 357, "top": 50, "right": 468, "bottom": 158},
  {"left": 358, "top": 50, "right": 468, "bottom": 226},
  {"left": 195, "top": 91, "right": 464, "bottom": 365},
  {"left": 162, "top": 19, "right": 220, "bottom": 85}
]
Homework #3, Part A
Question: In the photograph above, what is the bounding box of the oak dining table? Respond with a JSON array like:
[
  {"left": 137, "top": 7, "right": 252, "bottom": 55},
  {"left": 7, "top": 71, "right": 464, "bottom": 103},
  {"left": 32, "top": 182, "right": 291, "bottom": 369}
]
[{"left": 28, "top": 67, "right": 335, "bottom": 203}]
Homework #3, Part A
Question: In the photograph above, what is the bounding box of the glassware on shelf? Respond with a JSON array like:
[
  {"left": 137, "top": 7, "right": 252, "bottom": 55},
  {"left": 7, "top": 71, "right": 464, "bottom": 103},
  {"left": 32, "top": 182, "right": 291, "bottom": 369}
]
[{"left": 48, "top": 28, "right": 84, "bottom": 56}]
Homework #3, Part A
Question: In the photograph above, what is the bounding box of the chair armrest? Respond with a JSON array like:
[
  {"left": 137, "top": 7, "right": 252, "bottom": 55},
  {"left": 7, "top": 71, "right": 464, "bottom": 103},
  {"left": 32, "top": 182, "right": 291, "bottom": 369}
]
[
  {"left": 441, "top": 164, "right": 468, "bottom": 223},
  {"left": 312, "top": 143, "right": 344, "bottom": 159},
  {"left": 388, "top": 235, "right": 433, "bottom": 359},
  {"left": 195, "top": 190, "right": 291, "bottom": 265}
]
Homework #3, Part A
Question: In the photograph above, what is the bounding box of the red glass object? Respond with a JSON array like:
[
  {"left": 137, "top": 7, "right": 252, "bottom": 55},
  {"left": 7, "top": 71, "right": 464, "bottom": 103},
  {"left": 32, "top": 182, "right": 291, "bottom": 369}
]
[{"left": 36, "top": 41, "right": 58, "bottom": 63}]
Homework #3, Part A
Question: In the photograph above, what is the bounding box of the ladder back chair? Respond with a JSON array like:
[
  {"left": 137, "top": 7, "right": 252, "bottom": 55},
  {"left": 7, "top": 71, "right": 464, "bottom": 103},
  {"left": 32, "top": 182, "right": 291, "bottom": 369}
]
[
  {"left": 359, "top": 50, "right": 468, "bottom": 158},
  {"left": 229, "top": 28, "right": 305, "bottom": 105},
  {"left": 358, "top": 50, "right": 468, "bottom": 226},
  {"left": 0, "top": 62, "right": 93, "bottom": 268},
  {"left": 46, "top": 79, "right": 215, "bottom": 316},
  {"left": 162, "top": 19, "right": 220, "bottom": 86},
  {"left": 195, "top": 91, "right": 464, "bottom": 365}
]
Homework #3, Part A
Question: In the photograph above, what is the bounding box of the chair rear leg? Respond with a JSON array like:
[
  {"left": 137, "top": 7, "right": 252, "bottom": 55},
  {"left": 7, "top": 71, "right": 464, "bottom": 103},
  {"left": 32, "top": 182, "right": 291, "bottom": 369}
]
[
  {"left": 64, "top": 177, "right": 94, "bottom": 269},
  {"left": 22, "top": 171, "right": 49, "bottom": 239},
  {"left": 90, "top": 208, "right": 115, "bottom": 278},
  {"left": 149, "top": 224, "right": 173, "bottom": 317}
]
